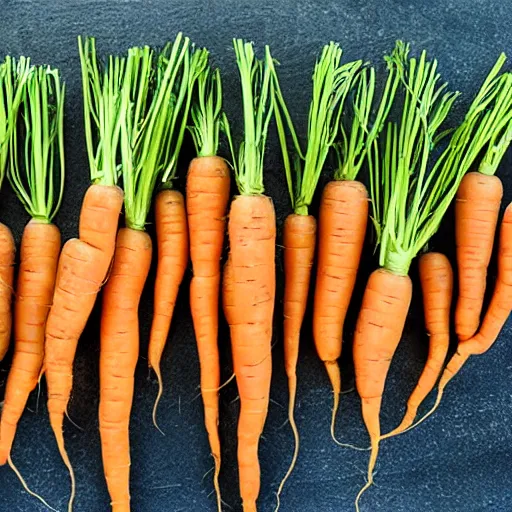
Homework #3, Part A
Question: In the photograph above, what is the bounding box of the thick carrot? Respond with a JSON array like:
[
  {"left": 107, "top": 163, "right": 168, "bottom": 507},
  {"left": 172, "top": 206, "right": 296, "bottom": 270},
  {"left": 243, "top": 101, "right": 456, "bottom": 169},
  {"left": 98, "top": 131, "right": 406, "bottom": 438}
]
[
  {"left": 0, "top": 223, "right": 15, "bottom": 361},
  {"left": 99, "top": 228, "right": 152, "bottom": 512},
  {"left": 454, "top": 172, "right": 503, "bottom": 341},
  {"left": 226, "top": 194, "right": 276, "bottom": 512},
  {"left": 148, "top": 189, "right": 188, "bottom": 419},
  {"left": 0, "top": 221, "right": 60, "bottom": 464},
  {"left": 313, "top": 180, "right": 368, "bottom": 424},
  {"left": 187, "top": 155, "right": 230, "bottom": 508},
  {"left": 45, "top": 183, "right": 123, "bottom": 506},
  {"left": 410, "top": 203, "right": 512, "bottom": 429},
  {"left": 382, "top": 252, "right": 452, "bottom": 438},
  {"left": 221, "top": 40, "right": 276, "bottom": 512}
]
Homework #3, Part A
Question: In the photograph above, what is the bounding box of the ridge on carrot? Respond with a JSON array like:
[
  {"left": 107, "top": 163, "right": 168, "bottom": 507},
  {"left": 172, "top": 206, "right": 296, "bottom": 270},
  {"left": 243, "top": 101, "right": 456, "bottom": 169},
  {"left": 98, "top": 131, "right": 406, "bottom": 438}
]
[
  {"left": 221, "top": 39, "right": 276, "bottom": 512},
  {"left": 1, "top": 63, "right": 65, "bottom": 469},
  {"left": 99, "top": 35, "right": 198, "bottom": 512},
  {"left": 148, "top": 44, "right": 207, "bottom": 429},
  {"left": 383, "top": 55, "right": 512, "bottom": 438},
  {"left": 269, "top": 43, "right": 362, "bottom": 508},
  {"left": 0, "top": 56, "right": 32, "bottom": 362},
  {"left": 353, "top": 41, "right": 460, "bottom": 511},
  {"left": 44, "top": 36, "right": 126, "bottom": 512},
  {"left": 187, "top": 59, "right": 230, "bottom": 511}
]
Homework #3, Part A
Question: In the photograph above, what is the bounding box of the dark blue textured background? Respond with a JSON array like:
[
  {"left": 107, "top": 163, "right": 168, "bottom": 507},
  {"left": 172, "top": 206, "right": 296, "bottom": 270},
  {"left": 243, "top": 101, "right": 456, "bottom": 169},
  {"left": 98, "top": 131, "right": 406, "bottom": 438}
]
[{"left": 0, "top": 1, "right": 511, "bottom": 511}]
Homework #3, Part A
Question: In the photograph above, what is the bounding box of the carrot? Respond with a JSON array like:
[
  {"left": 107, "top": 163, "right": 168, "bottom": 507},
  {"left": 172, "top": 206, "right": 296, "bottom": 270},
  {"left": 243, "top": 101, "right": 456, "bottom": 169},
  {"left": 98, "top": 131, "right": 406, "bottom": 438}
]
[
  {"left": 382, "top": 252, "right": 452, "bottom": 438},
  {"left": 187, "top": 62, "right": 230, "bottom": 511},
  {"left": 0, "top": 64, "right": 65, "bottom": 466},
  {"left": 221, "top": 40, "right": 276, "bottom": 512},
  {"left": 408, "top": 202, "right": 512, "bottom": 432},
  {"left": 44, "top": 37, "right": 126, "bottom": 511},
  {"left": 354, "top": 42, "right": 460, "bottom": 511},
  {"left": 269, "top": 44, "right": 363, "bottom": 505},
  {"left": 0, "top": 56, "right": 32, "bottom": 362},
  {"left": 148, "top": 45, "right": 209, "bottom": 424},
  {"left": 98, "top": 37, "right": 198, "bottom": 511},
  {"left": 454, "top": 172, "right": 503, "bottom": 341}
]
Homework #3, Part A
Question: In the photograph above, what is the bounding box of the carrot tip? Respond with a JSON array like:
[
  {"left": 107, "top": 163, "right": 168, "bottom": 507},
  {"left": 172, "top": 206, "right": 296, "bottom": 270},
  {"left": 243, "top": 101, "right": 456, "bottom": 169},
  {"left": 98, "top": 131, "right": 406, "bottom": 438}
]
[{"left": 151, "top": 365, "right": 165, "bottom": 436}]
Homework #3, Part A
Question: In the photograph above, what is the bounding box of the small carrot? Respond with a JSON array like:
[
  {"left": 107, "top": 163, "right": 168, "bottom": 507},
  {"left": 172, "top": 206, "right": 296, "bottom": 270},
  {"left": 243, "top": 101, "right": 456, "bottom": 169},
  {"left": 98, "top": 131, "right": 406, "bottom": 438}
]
[
  {"left": 148, "top": 45, "right": 208, "bottom": 424},
  {"left": 354, "top": 42, "right": 460, "bottom": 511},
  {"left": 0, "top": 64, "right": 65, "bottom": 466},
  {"left": 44, "top": 37, "right": 126, "bottom": 510},
  {"left": 187, "top": 62, "right": 230, "bottom": 510},
  {"left": 269, "top": 44, "right": 362, "bottom": 506},
  {"left": 222, "top": 40, "right": 276, "bottom": 512},
  {"left": 382, "top": 252, "right": 452, "bottom": 438},
  {"left": 0, "top": 56, "right": 32, "bottom": 362},
  {"left": 409, "top": 202, "right": 512, "bottom": 431}
]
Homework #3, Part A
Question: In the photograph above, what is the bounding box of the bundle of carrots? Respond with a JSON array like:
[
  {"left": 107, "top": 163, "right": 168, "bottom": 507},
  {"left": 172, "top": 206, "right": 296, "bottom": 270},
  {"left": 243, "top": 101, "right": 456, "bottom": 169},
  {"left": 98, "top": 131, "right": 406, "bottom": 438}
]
[{"left": 1, "top": 34, "right": 512, "bottom": 512}]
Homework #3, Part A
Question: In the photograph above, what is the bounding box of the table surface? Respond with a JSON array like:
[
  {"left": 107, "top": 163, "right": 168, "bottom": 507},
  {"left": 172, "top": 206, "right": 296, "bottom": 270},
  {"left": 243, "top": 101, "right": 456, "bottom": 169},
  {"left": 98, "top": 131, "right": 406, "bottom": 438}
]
[{"left": 0, "top": 1, "right": 511, "bottom": 511}]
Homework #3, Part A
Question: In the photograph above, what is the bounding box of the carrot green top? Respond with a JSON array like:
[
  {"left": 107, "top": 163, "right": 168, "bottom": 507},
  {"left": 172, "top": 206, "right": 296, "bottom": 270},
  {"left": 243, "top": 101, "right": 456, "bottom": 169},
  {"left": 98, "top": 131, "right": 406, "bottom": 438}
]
[
  {"left": 224, "top": 39, "right": 274, "bottom": 196},
  {"left": 188, "top": 63, "right": 223, "bottom": 158},
  {"left": 9, "top": 64, "right": 65, "bottom": 223},
  {"left": 120, "top": 34, "right": 204, "bottom": 231},
  {"left": 79, "top": 36, "right": 125, "bottom": 187},
  {"left": 371, "top": 42, "right": 512, "bottom": 276},
  {"left": 270, "top": 43, "right": 362, "bottom": 215},
  {"left": 0, "top": 56, "right": 32, "bottom": 190}
]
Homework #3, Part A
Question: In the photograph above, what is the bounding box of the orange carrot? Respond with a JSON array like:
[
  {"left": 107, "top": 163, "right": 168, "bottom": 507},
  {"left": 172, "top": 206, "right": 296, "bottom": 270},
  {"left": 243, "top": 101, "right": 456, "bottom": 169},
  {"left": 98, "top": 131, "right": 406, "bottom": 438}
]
[
  {"left": 99, "top": 228, "right": 152, "bottom": 512},
  {"left": 0, "top": 222, "right": 60, "bottom": 464},
  {"left": 313, "top": 180, "right": 368, "bottom": 424},
  {"left": 382, "top": 252, "right": 452, "bottom": 438},
  {"left": 44, "top": 37, "right": 126, "bottom": 510},
  {"left": 221, "top": 40, "right": 276, "bottom": 512},
  {"left": 187, "top": 154, "right": 230, "bottom": 509},
  {"left": 148, "top": 189, "right": 188, "bottom": 419},
  {"left": 454, "top": 172, "right": 503, "bottom": 341},
  {"left": 0, "top": 223, "right": 15, "bottom": 361},
  {"left": 411, "top": 202, "right": 512, "bottom": 429}
]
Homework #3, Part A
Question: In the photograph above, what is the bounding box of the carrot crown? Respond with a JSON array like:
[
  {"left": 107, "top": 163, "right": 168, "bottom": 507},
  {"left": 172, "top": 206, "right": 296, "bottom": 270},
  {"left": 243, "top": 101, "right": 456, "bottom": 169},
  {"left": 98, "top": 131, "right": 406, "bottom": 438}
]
[
  {"left": 0, "top": 56, "right": 32, "bottom": 190},
  {"left": 79, "top": 36, "right": 125, "bottom": 187},
  {"left": 9, "top": 64, "right": 65, "bottom": 223},
  {"left": 270, "top": 43, "right": 362, "bottom": 215},
  {"left": 188, "top": 64, "right": 223, "bottom": 158},
  {"left": 223, "top": 40, "right": 274, "bottom": 196},
  {"left": 369, "top": 41, "right": 459, "bottom": 276},
  {"left": 120, "top": 34, "right": 205, "bottom": 230}
]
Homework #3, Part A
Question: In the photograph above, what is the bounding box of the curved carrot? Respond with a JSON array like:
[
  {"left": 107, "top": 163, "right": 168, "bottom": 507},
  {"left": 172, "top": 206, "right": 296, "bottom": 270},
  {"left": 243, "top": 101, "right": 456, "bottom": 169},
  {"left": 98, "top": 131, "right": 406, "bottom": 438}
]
[
  {"left": 45, "top": 183, "right": 123, "bottom": 508},
  {"left": 0, "top": 221, "right": 60, "bottom": 464},
  {"left": 383, "top": 252, "right": 452, "bottom": 438},
  {"left": 187, "top": 155, "right": 230, "bottom": 508},
  {"left": 99, "top": 228, "right": 152, "bottom": 512},
  {"left": 312, "top": 180, "right": 368, "bottom": 432},
  {"left": 353, "top": 269, "right": 412, "bottom": 493},
  {"left": 0, "top": 223, "right": 15, "bottom": 361},
  {"left": 455, "top": 172, "right": 503, "bottom": 341},
  {"left": 148, "top": 189, "right": 188, "bottom": 423},
  {"left": 225, "top": 194, "right": 276, "bottom": 512},
  {"left": 412, "top": 202, "right": 512, "bottom": 429}
]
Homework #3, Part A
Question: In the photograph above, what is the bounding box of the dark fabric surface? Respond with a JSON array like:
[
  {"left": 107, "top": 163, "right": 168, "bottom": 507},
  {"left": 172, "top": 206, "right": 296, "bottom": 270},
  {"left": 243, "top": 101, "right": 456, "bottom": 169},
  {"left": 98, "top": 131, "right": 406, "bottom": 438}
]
[{"left": 0, "top": 1, "right": 511, "bottom": 511}]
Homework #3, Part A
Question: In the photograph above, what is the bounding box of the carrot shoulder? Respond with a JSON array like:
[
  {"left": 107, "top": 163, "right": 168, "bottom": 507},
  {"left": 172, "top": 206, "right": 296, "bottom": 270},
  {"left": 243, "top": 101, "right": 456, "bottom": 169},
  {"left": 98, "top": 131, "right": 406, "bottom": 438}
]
[{"left": 0, "top": 223, "right": 15, "bottom": 361}]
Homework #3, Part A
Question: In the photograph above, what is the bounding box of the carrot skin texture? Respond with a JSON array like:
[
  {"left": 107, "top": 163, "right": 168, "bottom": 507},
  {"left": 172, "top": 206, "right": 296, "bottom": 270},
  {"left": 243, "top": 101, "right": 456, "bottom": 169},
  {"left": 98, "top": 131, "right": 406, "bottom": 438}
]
[
  {"left": 353, "top": 269, "right": 412, "bottom": 482},
  {"left": 312, "top": 180, "right": 368, "bottom": 413},
  {"left": 148, "top": 190, "right": 188, "bottom": 385},
  {"left": 225, "top": 195, "right": 276, "bottom": 512},
  {"left": 100, "top": 228, "right": 152, "bottom": 512},
  {"left": 455, "top": 172, "right": 503, "bottom": 341},
  {"left": 0, "top": 221, "right": 60, "bottom": 465},
  {"left": 386, "top": 253, "right": 452, "bottom": 436},
  {"left": 0, "top": 223, "right": 15, "bottom": 361},
  {"left": 44, "top": 184, "right": 123, "bottom": 501},
  {"left": 187, "top": 156, "right": 230, "bottom": 507}
]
